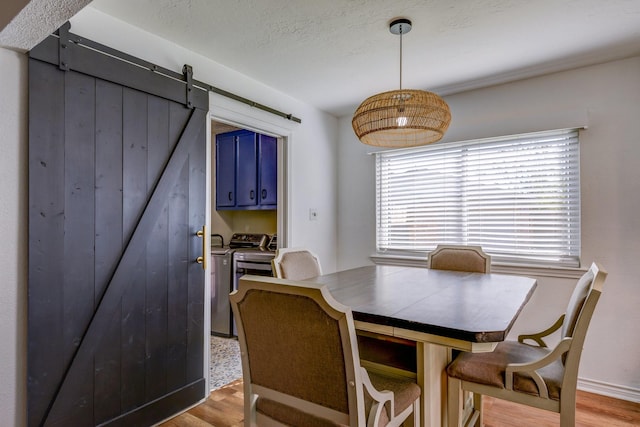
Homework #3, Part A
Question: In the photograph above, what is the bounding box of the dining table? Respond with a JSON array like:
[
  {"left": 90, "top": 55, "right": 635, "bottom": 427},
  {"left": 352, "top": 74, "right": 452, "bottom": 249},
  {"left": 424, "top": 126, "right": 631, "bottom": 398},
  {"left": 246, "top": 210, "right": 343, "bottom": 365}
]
[{"left": 305, "top": 264, "right": 538, "bottom": 427}]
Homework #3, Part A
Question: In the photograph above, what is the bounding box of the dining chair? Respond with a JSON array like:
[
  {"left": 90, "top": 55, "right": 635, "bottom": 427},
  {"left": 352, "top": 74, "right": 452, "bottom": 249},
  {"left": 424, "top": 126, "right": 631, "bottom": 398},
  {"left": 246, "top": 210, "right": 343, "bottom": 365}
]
[
  {"left": 272, "top": 248, "right": 418, "bottom": 380},
  {"left": 427, "top": 245, "right": 491, "bottom": 273},
  {"left": 230, "top": 275, "right": 421, "bottom": 427},
  {"left": 427, "top": 244, "right": 492, "bottom": 411},
  {"left": 271, "top": 247, "right": 322, "bottom": 280},
  {"left": 446, "top": 262, "right": 607, "bottom": 427}
]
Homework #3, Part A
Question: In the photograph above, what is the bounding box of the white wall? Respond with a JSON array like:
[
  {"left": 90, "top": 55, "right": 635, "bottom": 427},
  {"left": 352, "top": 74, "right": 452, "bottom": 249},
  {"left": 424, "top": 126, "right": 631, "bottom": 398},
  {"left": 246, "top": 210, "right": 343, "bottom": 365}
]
[
  {"left": 337, "top": 56, "right": 640, "bottom": 399},
  {"left": 0, "top": 46, "right": 28, "bottom": 427}
]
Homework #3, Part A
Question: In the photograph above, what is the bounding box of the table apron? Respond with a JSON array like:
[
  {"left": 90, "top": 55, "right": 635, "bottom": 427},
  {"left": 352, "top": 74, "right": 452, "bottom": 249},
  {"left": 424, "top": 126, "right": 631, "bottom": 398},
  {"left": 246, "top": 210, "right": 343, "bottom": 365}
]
[{"left": 354, "top": 320, "right": 498, "bottom": 353}]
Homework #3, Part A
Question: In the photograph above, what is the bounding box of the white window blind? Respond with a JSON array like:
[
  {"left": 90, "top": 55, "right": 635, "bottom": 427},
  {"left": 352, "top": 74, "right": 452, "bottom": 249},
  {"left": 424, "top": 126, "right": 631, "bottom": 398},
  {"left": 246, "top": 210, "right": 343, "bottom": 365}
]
[{"left": 375, "top": 129, "right": 580, "bottom": 267}]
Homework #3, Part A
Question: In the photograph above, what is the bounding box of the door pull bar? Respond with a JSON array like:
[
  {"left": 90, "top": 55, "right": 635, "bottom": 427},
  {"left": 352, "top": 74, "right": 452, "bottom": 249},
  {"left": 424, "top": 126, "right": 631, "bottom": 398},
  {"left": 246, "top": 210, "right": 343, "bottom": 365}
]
[{"left": 196, "top": 225, "right": 207, "bottom": 270}]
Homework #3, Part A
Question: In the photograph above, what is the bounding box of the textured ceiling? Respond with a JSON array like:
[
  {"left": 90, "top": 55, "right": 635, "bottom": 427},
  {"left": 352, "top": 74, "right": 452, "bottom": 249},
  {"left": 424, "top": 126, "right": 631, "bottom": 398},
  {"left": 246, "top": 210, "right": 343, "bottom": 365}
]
[
  {"left": 9, "top": 0, "right": 640, "bottom": 117},
  {"left": 86, "top": 0, "right": 640, "bottom": 116}
]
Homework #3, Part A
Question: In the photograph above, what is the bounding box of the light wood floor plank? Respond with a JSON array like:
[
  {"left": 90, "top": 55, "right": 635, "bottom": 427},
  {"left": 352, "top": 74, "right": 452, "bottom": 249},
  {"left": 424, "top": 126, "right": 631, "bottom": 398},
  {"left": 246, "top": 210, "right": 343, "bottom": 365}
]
[{"left": 160, "top": 380, "right": 640, "bottom": 426}]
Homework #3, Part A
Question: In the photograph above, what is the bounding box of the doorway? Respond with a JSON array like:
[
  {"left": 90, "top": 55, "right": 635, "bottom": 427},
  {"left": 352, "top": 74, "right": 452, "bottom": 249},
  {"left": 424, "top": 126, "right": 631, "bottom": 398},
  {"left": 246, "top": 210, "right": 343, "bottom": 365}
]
[
  {"left": 207, "top": 99, "right": 295, "bottom": 390},
  {"left": 208, "top": 95, "right": 295, "bottom": 249}
]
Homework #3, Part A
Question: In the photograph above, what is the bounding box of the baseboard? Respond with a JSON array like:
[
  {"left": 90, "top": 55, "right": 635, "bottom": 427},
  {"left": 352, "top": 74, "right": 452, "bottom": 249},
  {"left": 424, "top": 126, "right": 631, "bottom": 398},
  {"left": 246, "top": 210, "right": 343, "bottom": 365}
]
[{"left": 578, "top": 377, "right": 640, "bottom": 403}]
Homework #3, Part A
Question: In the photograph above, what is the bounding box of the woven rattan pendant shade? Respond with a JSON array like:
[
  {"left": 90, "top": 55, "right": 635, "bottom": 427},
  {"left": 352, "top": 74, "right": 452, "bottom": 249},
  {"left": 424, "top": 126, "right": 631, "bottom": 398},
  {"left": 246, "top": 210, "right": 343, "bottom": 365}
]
[
  {"left": 352, "top": 89, "right": 451, "bottom": 147},
  {"left": 352, "top": 18, "right": 451, "bottom": 148}
]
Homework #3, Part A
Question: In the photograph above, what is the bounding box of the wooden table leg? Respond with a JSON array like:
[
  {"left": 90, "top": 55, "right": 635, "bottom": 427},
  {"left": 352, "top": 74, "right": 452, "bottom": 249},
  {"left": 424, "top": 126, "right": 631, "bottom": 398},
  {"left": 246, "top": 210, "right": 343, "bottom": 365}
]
[{"left": 416, "top": 342, "right": 449, "bottom": 427}]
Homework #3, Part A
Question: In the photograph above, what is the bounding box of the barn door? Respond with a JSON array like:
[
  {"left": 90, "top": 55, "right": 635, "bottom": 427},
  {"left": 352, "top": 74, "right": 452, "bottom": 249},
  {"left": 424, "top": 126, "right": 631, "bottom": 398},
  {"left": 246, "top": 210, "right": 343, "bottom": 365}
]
[{"left": 28, "top": 24, "right": 209, "bottom": 427}]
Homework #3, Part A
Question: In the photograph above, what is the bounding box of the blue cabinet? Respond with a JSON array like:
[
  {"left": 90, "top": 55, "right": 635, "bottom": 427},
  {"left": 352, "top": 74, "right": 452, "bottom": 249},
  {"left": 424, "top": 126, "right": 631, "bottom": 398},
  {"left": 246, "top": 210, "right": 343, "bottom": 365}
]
[
  {"left": 215, "top": 130, "right": 277, "bottom": 210},
  {"left": 215, "top": 132, "right": 237, "bottom": 208},
  {"left": 259, "top": 135, "right": 277, "bottom": 206},
  {"left": 235, "top": 131, "right": 259, "bottom": 207}
]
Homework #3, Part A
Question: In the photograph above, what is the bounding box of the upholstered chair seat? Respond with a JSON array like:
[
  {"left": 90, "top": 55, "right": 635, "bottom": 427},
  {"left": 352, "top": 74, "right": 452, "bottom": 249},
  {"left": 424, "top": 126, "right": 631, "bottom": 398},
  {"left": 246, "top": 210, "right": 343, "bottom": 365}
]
[
  {"left": 256, "top": 372, "right": 421, "bottom": 427},
  {"left": 447, "top": 341, "right": 564, "bottom": 400}
]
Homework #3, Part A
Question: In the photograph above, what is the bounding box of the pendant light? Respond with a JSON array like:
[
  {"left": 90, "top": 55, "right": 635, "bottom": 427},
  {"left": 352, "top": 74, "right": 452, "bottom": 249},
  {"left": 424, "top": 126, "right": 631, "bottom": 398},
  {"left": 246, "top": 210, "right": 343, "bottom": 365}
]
[{"left": 352, "top": 18, "right": 451, "bottom": 148}]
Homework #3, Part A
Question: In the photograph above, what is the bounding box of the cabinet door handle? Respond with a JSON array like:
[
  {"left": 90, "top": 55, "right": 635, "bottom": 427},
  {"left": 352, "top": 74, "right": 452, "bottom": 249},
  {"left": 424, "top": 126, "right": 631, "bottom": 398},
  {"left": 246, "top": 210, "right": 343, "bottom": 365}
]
[
  {"left": 262, "top": 189, "right": 267, "bottom": 199},
  {"left": 228, "top": 191, "right": 233, "bottom": 201},
  {"left": 250, "top": 190, "right": 255, "bottom": 200}
]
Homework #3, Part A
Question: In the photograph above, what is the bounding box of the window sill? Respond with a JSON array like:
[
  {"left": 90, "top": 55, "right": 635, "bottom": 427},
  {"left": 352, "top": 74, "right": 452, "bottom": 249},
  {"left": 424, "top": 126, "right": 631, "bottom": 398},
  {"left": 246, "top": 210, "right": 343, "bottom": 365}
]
[{"left": 369, "top": 254, "right": 587, "bottom": 279}]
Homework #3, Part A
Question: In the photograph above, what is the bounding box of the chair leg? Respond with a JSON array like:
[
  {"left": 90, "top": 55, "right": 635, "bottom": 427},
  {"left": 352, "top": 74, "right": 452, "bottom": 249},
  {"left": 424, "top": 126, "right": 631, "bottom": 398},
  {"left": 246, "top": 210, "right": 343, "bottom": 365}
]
[
  {"left": 560, "top": 393, "right": 576, "bottom": 427},
  {"left": 462, "top": 390, "right": 473, "bottom": 420},
  {"left": 402, "top": 399, "right": 420, "bottom": 427},
  {"left": 472, "top": 392, "right": 483, "bottom": 427},
  {"left": 244, "top": 388, "right": 258, "bottom": 427},
  {"left": 447, "top": 377, "right": 464, "bottom": 427}
]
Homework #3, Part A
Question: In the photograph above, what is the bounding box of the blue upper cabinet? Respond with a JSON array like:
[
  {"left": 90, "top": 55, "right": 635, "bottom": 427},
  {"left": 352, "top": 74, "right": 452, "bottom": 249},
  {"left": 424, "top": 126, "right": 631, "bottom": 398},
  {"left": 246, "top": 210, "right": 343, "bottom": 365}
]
[
  {"left": 215, "top": 132, "right": 236, "bottom": 208},
  {"left": 236, "top": 131, "right": 259, "bottom": 207},
  {"left": 215, "top": 130, "right": 277, "bottom": 211},
  {"left": 259, "top": 134, "right": 277, "bottom": 207}
]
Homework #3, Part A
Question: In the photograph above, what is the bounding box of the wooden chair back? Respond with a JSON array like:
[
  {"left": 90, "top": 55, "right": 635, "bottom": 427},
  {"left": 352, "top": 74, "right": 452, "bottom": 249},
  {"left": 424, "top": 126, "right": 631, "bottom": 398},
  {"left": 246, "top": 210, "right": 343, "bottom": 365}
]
[
  {"left": 231, "top": 275, "right": 363, "bottom": 425},
  {"left": 231, "top": 275, "right": 421, "bottom": 427},
  {"left": 272, "top": 247, "right": 322, "bottom": 280},
  {"left": 427, "top": 244, "right": 491, "bottom": 273},
  {"left": 559, "top": 263, "right": 606, "bottom": 396}
]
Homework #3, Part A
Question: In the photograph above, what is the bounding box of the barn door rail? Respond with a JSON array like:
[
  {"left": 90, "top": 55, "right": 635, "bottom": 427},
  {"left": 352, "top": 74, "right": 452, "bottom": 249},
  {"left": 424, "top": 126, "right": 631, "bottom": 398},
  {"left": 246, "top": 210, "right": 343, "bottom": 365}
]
[{"left": 46, "top": 22, "right": 302, "bottom": 122}]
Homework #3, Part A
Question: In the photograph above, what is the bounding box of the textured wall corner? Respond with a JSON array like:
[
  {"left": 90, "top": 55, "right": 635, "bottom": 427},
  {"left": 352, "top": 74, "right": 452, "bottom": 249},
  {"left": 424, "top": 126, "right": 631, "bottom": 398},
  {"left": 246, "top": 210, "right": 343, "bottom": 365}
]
[{"left": 0, "top": 0, "right": 91, "bottom": 51}]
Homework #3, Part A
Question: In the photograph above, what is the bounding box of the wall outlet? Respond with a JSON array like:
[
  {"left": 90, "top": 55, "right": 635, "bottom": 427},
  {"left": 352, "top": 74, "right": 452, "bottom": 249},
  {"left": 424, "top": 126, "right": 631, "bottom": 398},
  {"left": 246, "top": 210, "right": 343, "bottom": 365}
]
[{"left": 309, "top": 208, "right": 318, "bottom": 221}]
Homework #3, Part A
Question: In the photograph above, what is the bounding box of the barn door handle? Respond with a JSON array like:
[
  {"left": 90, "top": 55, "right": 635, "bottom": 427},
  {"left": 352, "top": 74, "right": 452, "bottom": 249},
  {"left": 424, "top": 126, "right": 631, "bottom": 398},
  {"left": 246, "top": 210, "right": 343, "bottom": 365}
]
[{"left": 196, "top": 225, "right": 207, "bottom": 270}]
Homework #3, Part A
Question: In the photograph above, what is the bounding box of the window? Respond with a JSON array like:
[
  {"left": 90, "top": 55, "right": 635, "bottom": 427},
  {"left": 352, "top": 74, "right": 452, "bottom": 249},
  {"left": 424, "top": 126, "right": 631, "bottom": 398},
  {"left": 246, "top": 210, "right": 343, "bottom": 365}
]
[{"left": 375, "top": 129, "right": 580, "bottom": 267}]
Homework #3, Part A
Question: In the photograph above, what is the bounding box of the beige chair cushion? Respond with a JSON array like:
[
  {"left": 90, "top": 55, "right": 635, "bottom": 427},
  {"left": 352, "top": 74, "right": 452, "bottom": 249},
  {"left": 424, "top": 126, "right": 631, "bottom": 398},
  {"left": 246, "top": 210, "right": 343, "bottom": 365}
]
[
  {"left": 447, "top": 341, "right": 564, "bottom": 400},
  {"left": 367, "top": 371, "right": 421, "bottom": 420},
  {"left": 279, "top": 250, "right": 322, "bottom": 280},
  {"left": 257, "top": 371, "right": 421, "bottom": 427}
]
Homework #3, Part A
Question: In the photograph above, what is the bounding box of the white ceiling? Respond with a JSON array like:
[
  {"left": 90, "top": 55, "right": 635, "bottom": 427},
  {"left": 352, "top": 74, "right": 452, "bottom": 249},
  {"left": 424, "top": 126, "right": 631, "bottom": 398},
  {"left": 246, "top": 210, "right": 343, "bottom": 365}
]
[{"left": 87, "top": 0, "right": 640, "bottom": 117}]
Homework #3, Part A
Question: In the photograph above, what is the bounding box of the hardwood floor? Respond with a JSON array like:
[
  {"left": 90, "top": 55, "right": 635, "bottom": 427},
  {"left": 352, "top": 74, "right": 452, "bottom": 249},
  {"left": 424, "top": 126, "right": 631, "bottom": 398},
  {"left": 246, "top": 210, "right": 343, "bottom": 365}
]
[
  {"left": 160, "top": 380, "right": 244, "bottom": 427},
  {"left": 482, "top": 391, "right": 640, "bottom": 427},
  {"left": 161, "top": 380, "right": 640, "bottom": 427}
]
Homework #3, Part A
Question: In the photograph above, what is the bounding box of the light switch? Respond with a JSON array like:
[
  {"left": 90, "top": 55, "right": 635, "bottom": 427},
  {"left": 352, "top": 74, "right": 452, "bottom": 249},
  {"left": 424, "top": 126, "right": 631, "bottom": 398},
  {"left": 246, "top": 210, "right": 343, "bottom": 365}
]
[{"left": 309, "top": 208, "right": 318, "bottom": 221}]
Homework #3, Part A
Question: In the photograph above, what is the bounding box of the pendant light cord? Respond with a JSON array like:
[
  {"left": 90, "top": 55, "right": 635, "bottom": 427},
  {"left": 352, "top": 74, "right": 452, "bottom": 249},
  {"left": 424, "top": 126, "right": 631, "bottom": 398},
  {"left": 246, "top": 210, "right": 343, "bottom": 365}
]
[{"left": 399, "top": 25, "right": 403, "bottom": 90}]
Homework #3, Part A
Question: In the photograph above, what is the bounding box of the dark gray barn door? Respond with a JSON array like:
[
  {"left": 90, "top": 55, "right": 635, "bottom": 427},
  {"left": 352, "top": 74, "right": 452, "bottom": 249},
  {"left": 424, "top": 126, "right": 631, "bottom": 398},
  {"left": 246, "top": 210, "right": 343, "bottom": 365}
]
[{"left": 28, "top": 26, "right": 209, "bottom": 427}]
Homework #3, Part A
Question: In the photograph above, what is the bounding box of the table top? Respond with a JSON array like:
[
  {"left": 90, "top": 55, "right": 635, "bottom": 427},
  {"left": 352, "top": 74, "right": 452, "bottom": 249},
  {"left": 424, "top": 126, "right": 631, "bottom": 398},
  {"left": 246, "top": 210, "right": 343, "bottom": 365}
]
[{"left": 307, "top": 265, "right": 537, "bottom": 343}]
